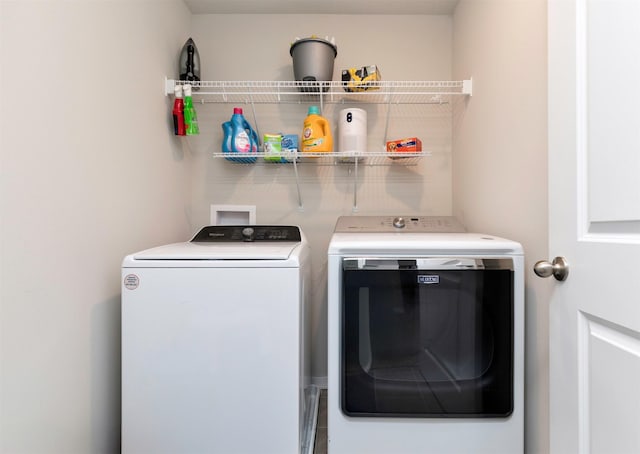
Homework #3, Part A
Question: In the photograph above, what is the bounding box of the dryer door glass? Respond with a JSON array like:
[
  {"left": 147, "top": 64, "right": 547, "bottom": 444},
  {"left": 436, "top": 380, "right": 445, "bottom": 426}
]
[{"left": 341, "top": 258, "right": 513, "bottom": 417}]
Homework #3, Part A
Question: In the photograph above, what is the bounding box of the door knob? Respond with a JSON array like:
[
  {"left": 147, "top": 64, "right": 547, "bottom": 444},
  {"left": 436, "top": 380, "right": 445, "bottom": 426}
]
[{"left": 534, "top": 256, "right": 569, "bottom": 281}]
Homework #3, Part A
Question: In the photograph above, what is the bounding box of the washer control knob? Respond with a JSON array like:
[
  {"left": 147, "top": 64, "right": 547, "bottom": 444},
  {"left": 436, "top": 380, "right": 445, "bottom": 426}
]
[
  {"left": 242, "top": 227, "right": 255, "bottom": 241},
  {"left": 393, "top": 217, "right": 406, "bottom": 229}
]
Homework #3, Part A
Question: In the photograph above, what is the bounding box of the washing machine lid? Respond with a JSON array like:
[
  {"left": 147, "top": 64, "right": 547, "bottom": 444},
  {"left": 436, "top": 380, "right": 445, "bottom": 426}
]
[
  {"left": 129, "top": 226, "right": 304, "bottom": 261},
  {"left": 329, "top": 217, "right": 522, "bottom": 255},
  {"left": 328, "top": 232, "right": 523, "bottom": 256}
]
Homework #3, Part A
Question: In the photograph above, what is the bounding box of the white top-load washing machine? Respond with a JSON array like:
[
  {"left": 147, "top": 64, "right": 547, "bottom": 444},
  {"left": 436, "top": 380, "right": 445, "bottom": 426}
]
[
  {"left": 327, "top": 216, "right": 524, "bottom": 454},
  {"left": 122, "top": 225, "right": 311, "bottom": 454}
]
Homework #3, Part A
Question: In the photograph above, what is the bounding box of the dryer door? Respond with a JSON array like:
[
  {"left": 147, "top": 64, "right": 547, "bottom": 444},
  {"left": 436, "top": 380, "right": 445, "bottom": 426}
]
[{"left": 341, "top": 257, "right": 514, "bottom": 418}]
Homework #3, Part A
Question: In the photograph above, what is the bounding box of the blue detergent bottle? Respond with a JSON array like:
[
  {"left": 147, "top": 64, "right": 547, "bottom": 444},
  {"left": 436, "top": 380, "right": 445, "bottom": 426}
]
[{"left": 222, "top": 107, "right": 258, "bottom": 163}]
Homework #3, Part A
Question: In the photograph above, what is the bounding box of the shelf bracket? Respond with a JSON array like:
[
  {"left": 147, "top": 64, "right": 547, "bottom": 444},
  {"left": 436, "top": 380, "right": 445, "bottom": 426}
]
[
  {"left": 463, "top": 78, "right": 473, "bottom": 96},
  {"left": 165, "top": 77, "right": 175, "bottom": 96}
]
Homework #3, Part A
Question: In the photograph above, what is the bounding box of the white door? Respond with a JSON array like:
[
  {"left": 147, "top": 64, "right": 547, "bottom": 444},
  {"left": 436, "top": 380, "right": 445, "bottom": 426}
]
[{"left": 547, "top": 0, "right": 640, "bottom": 453}]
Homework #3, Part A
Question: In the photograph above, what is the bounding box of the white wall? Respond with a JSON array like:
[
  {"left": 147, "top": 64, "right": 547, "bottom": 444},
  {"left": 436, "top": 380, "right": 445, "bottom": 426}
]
[
  {"left": 452, "top": 1, "right": 550, "bottom": 452},
  {"left": 189, "top": 13, "right": 454, "bottom": 383},
  {"left": 0, "top": 1, "right": 191, "bottom": 452}
]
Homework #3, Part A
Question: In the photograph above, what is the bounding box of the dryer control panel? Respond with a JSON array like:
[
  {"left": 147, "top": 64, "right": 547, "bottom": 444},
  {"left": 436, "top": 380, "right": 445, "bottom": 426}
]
[
  {"left": 191, "top": 225, "right": 301, "bottom": 242},
  {"left": 334, "top": 216, "right": 466, "bottom": 233}
]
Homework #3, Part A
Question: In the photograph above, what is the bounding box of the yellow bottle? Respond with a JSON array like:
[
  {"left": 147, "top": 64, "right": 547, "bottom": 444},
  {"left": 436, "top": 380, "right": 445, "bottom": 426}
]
[{"left": 302, "top": 106, "right": 333, "bottom": 153}]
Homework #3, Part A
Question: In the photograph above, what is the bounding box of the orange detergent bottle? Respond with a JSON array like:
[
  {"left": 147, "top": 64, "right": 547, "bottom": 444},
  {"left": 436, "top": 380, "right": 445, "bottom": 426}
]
[{"left": 302, "top": 106, "right": 333, "bottom": 153}]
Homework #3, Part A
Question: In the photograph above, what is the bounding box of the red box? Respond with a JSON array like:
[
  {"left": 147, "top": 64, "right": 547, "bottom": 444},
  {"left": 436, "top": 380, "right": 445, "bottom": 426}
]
[{"left": 386, "top": 137, "right": 422, "bottom": 155}]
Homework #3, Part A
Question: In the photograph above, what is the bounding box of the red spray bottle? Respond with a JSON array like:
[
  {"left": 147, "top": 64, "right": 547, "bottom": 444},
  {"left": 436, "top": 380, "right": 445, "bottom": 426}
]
[{"left": 172, "top": 85, "right": 186, "bottom": 136}]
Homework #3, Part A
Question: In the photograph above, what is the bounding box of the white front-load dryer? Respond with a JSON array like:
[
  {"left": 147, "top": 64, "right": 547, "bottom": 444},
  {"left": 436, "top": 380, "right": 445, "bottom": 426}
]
[
  {"left": 122, "top": 225, "right": 311, "bottom": 454},
  {"left": 327, "top": 216, "right": 524, "bottom": 454}
]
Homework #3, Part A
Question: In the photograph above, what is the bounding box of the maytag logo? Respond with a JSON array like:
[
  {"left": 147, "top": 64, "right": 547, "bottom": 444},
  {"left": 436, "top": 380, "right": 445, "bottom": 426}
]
[{"left": 418, "top": 275, "right": 440, "bottom": 284}]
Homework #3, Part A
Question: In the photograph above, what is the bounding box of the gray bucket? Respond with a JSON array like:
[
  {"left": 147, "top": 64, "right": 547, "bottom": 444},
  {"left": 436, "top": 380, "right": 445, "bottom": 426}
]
[{"left": 290, "top": 37, "right": 337, "bottom": 92}]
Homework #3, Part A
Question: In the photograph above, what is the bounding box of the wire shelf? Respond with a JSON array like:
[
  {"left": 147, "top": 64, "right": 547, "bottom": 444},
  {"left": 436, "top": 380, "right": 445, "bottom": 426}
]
[
  {"left": 211, "top": 151, "right": 427, "bottom": 165},
  {"left": 165, "top": 79, "right": 472, "bottom": 104}
]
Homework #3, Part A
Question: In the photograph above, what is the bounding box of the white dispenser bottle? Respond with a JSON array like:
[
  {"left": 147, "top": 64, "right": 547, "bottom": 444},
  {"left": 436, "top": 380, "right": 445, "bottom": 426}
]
[{"left": 338, "top": 108, "right": 367, "bottom": 154}]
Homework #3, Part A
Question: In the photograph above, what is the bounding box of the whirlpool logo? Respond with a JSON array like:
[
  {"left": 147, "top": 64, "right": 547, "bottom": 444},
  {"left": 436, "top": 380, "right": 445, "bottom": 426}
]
[{"left": 418, "top": 275, "right": 440, "bottom": 285}]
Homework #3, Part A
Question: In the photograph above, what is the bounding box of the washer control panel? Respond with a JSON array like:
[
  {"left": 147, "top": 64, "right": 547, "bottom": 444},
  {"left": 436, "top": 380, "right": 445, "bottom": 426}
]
[
  {"left": 334, "top": 216, "right": 466, "bottom": 233},
  {"left": 191, "top": 225, "right": 301, "bottom": 242}
]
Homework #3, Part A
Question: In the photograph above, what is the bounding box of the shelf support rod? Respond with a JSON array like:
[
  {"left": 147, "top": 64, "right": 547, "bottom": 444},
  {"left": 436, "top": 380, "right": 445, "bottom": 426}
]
[
  {"left": 382, "top": 86, "right": 394, "bottom": 147},
  {"left": 248, "top": 92, "right": 261, "bottom": 148},
  {"left": 292, "top": 154, "right": 303, "bottom": 210},
  {"left": 352, "top": 158, "right": 359, "bottom": 212}
]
